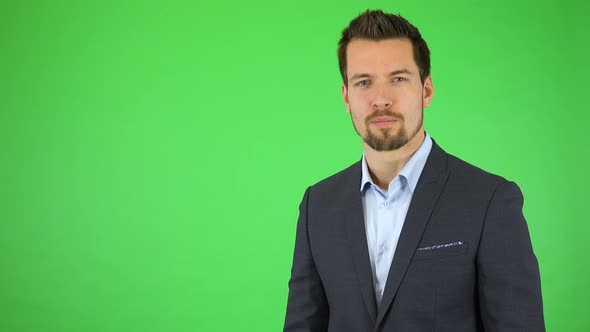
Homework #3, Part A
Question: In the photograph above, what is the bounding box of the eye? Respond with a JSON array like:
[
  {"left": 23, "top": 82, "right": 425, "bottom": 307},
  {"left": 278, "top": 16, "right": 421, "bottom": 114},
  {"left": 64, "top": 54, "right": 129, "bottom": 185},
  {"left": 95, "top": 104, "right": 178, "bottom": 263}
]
[
  {"left": 355, "top": 80, "right": 370, "bottom": 87},
  {"left": 392, "top": 77, "right": 407, "bottom": 82}
]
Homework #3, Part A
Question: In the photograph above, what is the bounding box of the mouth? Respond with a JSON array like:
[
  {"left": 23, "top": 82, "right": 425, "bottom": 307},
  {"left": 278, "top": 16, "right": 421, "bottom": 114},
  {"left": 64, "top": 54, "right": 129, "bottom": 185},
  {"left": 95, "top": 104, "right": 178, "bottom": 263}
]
[{"left": 370, "top": 117, "right": 399, "bottom": 128}]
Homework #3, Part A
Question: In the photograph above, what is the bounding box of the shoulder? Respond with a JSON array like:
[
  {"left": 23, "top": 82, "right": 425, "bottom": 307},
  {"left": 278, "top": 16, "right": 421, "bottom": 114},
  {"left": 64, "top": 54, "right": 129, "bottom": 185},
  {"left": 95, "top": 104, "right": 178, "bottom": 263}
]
[
  {"left": 447, "top": 153, "right": 505, "bottom": 183},
  {"left": 295, "top": 160, "right": 362, "bottom": 210},
  {"left": 307, "top": 160, "right": 361, "bottom": 195},
  {"left": 443, "top": 149, "right": 521, "bottom": 200}
]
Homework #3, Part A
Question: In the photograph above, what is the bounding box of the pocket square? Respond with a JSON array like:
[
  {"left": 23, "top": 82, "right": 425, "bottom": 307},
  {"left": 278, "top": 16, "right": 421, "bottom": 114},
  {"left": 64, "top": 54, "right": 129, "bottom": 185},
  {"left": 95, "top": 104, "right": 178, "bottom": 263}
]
[{"left": 417, "top": 241, "right": 464, "bottom": 251}]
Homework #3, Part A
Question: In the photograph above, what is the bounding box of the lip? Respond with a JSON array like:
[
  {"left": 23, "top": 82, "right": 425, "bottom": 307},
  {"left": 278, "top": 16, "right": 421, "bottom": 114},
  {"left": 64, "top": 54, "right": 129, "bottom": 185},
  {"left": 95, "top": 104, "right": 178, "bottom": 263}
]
[{"left": 370, "top": 117, "right": 398, "bottom": 127}]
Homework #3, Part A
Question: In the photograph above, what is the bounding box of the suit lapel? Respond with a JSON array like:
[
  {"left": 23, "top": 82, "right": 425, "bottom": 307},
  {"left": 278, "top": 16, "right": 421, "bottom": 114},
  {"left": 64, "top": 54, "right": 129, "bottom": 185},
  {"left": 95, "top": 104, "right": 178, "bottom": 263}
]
[
  {"left": 341, "top": 161, "right": 378, "bottom": 323},
  {"left": 375, "top": 142, "right": 450, "bottom": 329}
]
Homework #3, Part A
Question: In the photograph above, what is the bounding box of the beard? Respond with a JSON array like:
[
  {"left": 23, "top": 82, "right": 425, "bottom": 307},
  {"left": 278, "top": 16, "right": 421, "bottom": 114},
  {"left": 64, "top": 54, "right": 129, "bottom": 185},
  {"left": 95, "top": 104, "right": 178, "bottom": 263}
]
[{"left": 350, "top": 106, "right": 424, "bottom": 152}]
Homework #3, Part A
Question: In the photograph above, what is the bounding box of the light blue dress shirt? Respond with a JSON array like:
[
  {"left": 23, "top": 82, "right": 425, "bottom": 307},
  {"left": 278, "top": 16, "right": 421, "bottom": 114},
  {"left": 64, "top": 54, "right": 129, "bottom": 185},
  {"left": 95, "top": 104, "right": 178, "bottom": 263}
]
[{"left": 360, "top": 132, "right": 432, "bottom": 305}]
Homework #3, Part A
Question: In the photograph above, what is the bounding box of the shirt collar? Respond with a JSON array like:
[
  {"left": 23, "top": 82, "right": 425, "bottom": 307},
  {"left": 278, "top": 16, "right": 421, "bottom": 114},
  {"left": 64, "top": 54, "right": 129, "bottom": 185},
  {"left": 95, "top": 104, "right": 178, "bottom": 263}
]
[{"left": 360, "top": 132, "right": 433, "bottom": 193}]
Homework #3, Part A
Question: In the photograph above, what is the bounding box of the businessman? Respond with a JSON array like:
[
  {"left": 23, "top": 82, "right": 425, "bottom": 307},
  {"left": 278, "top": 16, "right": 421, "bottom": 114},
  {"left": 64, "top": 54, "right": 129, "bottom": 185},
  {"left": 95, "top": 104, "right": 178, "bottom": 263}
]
[{"left": 284, "top": 9, "right": 545, "bottom": 331}]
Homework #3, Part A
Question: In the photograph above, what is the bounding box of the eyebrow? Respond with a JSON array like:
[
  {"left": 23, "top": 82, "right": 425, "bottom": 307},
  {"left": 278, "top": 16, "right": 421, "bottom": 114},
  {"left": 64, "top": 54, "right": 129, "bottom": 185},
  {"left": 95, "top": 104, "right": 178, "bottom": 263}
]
[{"left": 349, "top": 69, "right": 414, "bottom": 81}]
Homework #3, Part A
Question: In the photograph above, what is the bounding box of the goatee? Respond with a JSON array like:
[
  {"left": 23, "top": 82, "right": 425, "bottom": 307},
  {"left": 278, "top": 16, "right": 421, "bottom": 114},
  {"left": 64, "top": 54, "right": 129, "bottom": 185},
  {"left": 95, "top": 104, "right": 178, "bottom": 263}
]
[{"left": 351, "top": 109, "right": 423, "bottom": 151}]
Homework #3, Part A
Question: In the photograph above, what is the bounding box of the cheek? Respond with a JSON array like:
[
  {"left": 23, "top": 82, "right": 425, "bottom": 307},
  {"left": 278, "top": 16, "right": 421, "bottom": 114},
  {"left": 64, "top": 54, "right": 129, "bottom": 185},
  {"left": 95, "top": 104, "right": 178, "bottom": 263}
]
[
  {"left": 347, "top": 98, "right": 365, "bottom": 118},
  {"left": 348, "top": 92, "right": 369, "bottom": 107},
  {"left": 400, "top": 92, "right": 424, "bottom": 113},
  {"left": 351, "top": 111, "right": 363, "bottom": 123},
  {"left": 350, "top": 110, "right": 367, "bottom": 129}
]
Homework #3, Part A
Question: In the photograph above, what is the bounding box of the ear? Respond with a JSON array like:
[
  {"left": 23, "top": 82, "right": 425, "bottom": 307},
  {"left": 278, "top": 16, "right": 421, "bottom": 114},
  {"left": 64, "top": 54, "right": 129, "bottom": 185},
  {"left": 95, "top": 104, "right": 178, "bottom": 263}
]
[
  {"left": 341, "top": 82, "right": 351, "bottom": 114},
  {"left": 422, "top": 76, "right": 434, "bottom": 108}
]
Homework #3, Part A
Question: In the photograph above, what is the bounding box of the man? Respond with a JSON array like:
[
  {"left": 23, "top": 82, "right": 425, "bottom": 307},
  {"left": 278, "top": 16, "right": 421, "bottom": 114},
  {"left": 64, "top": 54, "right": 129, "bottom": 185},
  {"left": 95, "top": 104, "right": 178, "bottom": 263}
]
[{"left": 283, "top": 9, "right": 545, "bottom": 331}]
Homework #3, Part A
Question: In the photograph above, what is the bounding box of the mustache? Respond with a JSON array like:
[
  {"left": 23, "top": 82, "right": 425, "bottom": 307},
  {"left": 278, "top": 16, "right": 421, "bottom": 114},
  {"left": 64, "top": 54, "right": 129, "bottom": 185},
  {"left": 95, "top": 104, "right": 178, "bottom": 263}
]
[{"left": 366, "top": 110, "right": 404, "bottom": 123}]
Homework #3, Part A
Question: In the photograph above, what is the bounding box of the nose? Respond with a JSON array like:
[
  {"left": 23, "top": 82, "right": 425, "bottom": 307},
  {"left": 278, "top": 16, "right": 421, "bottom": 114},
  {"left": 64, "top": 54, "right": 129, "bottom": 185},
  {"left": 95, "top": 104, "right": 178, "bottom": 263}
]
[{"left": 372, "top": 84, "right": 392, "bottom": 109}]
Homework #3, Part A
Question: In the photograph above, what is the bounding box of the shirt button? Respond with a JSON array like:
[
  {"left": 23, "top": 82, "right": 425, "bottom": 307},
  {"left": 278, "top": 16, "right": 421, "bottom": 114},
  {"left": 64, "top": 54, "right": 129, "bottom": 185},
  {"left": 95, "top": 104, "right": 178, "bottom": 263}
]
[
  {"left": 380, "top": 290, "right": 384, "bottom": 296},
  {"left": 384, "top": 201, "right": 389, "bottom": 207},
  {"left": 383, "top": 245, "right": 389, "bottom": 251}
]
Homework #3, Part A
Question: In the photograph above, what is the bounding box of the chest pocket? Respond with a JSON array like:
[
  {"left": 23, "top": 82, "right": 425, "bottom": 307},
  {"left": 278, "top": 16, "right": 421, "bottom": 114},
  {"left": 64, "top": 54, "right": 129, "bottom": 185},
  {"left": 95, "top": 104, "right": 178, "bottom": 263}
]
[{"left": 412, "top": 241, "right": 468, "bottom": 261}]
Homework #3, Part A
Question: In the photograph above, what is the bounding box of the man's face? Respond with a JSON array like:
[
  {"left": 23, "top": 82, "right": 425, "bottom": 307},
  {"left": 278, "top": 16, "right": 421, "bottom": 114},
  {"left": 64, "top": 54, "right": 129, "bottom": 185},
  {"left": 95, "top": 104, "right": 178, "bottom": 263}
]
[{"left": 342, "top": 38, "right": 434, "bottom": 151}]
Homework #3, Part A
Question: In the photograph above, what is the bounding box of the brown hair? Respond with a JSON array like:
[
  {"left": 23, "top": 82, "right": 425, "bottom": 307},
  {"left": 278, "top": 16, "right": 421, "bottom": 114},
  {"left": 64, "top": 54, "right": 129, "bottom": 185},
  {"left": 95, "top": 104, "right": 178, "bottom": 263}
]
[{"left": 338, "top": 9, "right": 431, "bottom": 86}]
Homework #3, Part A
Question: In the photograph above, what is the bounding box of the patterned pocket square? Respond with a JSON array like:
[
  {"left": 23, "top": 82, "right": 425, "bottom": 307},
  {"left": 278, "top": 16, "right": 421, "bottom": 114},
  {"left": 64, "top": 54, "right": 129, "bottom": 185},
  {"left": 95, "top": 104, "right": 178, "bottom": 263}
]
[{"left": 417, "top": 241, "right": 464, "bottom": 251}]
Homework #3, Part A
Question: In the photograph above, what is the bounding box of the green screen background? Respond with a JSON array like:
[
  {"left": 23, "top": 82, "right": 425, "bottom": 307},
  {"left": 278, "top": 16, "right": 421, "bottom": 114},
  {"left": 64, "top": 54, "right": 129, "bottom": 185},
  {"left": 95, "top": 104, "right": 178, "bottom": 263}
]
[{"left": 1, "top": 0, "right": 588, "bottom": 330}]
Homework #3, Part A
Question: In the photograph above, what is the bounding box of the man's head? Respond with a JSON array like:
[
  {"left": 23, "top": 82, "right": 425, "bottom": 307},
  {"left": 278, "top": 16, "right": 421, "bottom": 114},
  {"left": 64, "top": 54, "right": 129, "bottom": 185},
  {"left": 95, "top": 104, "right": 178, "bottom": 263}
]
[
  {"left": 338, "top": 10, "right": 431, "bottom": 87},
  {"left": 338, "top": 10, "right": 434, "bottom": 152}
]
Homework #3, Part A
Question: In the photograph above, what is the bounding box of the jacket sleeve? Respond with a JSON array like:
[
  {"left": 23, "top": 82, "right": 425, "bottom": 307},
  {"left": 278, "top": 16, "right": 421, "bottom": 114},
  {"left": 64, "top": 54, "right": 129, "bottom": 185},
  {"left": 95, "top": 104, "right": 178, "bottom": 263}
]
[
  {"left": 477, "top": 181, "right": 545, "bottom": 330},
  {"left": 284, "top": 187, "right": 329, "bottom": 332}
]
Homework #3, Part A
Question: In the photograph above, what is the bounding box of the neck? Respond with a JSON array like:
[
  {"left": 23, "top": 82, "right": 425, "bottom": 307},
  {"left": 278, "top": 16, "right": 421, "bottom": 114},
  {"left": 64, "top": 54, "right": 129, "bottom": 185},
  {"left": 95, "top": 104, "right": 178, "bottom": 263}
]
[{"left": 364, "top": 130, "right": 426, "bottom": 190}]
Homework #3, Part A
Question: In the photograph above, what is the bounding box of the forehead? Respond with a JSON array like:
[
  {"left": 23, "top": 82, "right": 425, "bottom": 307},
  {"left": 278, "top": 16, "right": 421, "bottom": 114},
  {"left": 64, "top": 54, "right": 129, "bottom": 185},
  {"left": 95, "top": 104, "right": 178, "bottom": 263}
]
[{"left": 346, "top": 38, "right": 418, "bottom": 74}]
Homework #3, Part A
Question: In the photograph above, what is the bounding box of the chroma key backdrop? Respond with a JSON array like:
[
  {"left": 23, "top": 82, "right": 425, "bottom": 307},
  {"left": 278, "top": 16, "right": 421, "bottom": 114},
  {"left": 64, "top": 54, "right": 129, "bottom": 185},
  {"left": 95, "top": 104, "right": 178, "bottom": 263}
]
[{"left": 1, "top": 0, "right": 588, "bottom": 331}]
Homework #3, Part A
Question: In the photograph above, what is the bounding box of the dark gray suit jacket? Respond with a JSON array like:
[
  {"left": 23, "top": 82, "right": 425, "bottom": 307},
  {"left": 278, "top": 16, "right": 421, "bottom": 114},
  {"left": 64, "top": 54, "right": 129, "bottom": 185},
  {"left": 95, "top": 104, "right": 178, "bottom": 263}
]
[{"left": 284, "top": 140, "right": 545, "bottom": 331}]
